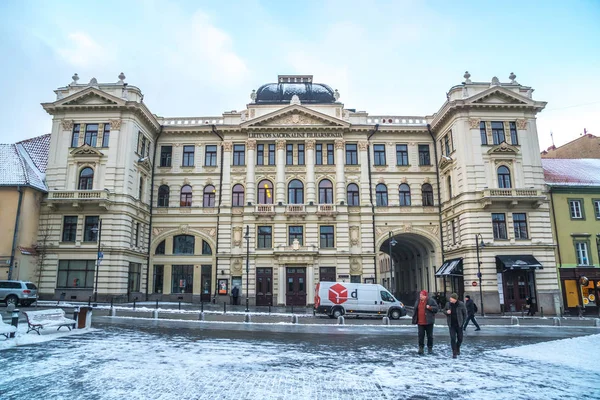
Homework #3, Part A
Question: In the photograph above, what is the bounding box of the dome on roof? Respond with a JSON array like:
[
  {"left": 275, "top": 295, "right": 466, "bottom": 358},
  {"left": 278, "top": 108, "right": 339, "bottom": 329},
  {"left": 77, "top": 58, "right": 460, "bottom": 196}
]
[{"left": 255, "top": 75, "right": 336, "bottom": 104}]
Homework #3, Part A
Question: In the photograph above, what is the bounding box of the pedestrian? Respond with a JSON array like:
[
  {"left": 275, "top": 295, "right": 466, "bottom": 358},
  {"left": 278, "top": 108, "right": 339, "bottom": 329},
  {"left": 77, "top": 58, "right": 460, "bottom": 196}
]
[
  {"left": 412, "top": 290, "right": 439, "bottom": 355},
  {"left": 463, "top": 295, "right": 481, "bottom": 331},
  {"left": 434, "top": 292, "right": 441, "bottom": 307},
  {"left": 526, "top": 296, "right": 535, "bottom": 316},
  {"left": 443, "top": 293, "right": 467, "bottom": 358},
  {"left": 232, "top": 286, "right": 239, "bottom": 306}
]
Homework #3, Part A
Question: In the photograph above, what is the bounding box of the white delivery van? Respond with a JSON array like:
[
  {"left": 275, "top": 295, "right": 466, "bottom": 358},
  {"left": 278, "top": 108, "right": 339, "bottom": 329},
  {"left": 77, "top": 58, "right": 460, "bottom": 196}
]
[{"left": 314, "top": 282, "right": 406, "bottom": 319}]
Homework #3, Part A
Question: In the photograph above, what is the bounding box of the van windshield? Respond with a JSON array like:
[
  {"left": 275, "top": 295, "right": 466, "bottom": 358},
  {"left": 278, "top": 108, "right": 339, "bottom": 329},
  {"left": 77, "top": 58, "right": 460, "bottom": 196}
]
[{"left": 380, "top": 291, "right": 395, "bottom": 302}]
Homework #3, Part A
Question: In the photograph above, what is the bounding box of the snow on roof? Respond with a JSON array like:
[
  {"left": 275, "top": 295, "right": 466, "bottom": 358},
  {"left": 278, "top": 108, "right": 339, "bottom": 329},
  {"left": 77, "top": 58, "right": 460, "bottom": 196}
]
[
  {"left": 542, "top": 158, "right": 600, "bottom": 186},
  {"left": 17, "top": 134, "right": 51, "bottom": 173},
  {"left": 0, "top": 135, "right": 48, "bottom": 192}
]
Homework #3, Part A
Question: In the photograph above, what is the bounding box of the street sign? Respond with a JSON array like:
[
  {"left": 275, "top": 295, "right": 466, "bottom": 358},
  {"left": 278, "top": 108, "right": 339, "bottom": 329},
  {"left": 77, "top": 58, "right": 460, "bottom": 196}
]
[{"left": 472, "top": 281, "right": 477, "bottom": 287}]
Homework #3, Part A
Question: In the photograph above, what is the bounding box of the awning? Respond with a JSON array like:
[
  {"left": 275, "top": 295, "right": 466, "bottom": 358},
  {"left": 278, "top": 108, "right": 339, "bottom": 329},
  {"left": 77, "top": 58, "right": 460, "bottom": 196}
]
[
  {"left": 436, "top": 258, "right": 463, "bottom": 277},
  {"left": 496, "top": 255, "right": 543, "bottom": 271}
]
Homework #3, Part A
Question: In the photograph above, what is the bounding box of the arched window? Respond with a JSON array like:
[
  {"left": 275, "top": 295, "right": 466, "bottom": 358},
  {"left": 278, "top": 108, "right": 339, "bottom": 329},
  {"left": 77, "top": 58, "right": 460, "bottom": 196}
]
[
  {"left": 347, "top": 183, "right": 360, "bottom": 206},
  {"left": 158, "top": 185, "right": 169, "bottom": 207},
  {"left": 497, "top": 166, "right": 511, "bottom": 189},
  {"left": 78, "top": 167, "right": 94, "bottom": 190},
  {"left": 173, "top": 235, "right": 194, "bottom": 255},
  {"left": 319, "top": 179, "right": 333, "bottom": 204},
  {"left": 202, "top": 240, "right": 212, "bottom": 255},
  {"left": 232, "top": 184, "right": 245, "bottom": 207},
  {"left": 180, "top": 185, "right": 192, "bottom": 207},
  {"left": 421, "top": 183, "right": 434, "bottom": 206},
  {"left": 155, "top": 240, "right": 165, "bottom": 255},
  {"left": 203, "top": 185, "right": 216, "bottom": 207},
  {"left": 376, "top": 183, "right": 388, "bottom": 206},
  {"left": 257, "top": 180, "right": 274, "bottom": 204},
  {"left": 288, "top": 179, "right": 304, "bottom": 204},
  {"left": 399, "top": 184, "right": 411, "bottom": 206}
]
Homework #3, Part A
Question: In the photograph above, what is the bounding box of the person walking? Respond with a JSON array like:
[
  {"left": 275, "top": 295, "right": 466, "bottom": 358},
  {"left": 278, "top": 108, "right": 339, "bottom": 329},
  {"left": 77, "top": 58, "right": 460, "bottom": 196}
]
[
  {"left": 443, "top": 293, "right": 467, "bottom": 358},
  {"left": 412, "top": 290, "right": 439, "bottom": 355},
  {"left": 231, "top": 286, "right": 239, "bottom": 306},
  {"left": 526, "top": 296, "right": 535, "bottom": 316},
  {"left": 463, "top": 295, "right": 481, "bottom": 331}
]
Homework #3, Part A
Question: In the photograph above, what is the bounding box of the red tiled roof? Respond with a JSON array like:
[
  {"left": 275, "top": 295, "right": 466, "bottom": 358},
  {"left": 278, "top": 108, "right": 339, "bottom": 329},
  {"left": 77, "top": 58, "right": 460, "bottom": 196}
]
[{"left": 542, "top": 159, "right": 600, "bottom": 186}]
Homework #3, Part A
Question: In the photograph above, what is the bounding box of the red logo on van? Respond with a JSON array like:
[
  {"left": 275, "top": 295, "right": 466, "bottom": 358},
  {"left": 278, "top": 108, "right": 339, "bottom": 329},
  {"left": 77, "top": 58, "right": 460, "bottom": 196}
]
[{"left": 329, "top": 283, "right": 348, "bottom": 304}]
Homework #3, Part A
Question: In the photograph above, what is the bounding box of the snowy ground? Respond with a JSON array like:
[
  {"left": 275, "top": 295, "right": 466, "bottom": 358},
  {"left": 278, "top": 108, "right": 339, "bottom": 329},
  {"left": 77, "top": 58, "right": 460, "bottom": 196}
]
[{"left": 0, "top": 320, "right": 598, "bottom": 400}]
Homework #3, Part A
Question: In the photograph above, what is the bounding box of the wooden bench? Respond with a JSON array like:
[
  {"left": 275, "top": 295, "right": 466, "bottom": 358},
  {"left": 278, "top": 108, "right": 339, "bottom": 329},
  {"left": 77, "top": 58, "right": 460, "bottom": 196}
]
[
  {"left": 23, "top": 309, "right": 76, "bottom": 335},
  {"left": 0, "top": 319, "right": 17, "bottom": 339}
]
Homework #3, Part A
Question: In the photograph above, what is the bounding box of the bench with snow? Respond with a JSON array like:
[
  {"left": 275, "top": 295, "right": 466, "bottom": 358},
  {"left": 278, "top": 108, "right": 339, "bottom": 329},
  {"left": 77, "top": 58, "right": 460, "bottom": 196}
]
[
  {"left": 0, "top": 318, "right": 17, "bottom": 339},
  {"left": 23, "top": 309, "right": 76, "bottom": 335}
]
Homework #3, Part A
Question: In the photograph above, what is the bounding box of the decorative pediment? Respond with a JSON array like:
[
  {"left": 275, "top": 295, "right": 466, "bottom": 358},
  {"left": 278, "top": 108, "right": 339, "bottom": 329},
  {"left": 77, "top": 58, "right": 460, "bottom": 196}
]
[
  {"left": 70, "top": 145, "right": 104, "bottom": 157},
  {"left": 242, "top": 105, "right": 349, "bottom": 128},
  {"left": 54, "top": 87, "right": 125, "bottom": 108},
  {"left": 438, "top": 155, "right": 454, "bottom": 170},
  {"left": 467, "top": 86, "right": 532, "bottom": 106},
  {"left": 137, "top": 157, "right": 152, "bottom": 172},
  {"left": 487, "top": 141, "right": 519, "bottom": 155}
]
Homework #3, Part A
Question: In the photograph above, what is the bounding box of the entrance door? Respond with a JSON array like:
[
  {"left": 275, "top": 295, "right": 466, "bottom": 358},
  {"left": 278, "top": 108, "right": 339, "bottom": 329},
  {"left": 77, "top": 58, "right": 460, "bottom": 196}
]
[
  {"left": 286, "top": 267, "right": 306, "bottom": 306},
  {"left": 319, "top": 267, "right": 336, "bottom": 282},
  {"left": 256, "top": 268, "right": 273, "bottom": 306},
  {"left": 503, "top": 270, "right": 534, "bottom": 312},
  {"left": 201, "top": 265, "right": 212, "bottom": 303}
]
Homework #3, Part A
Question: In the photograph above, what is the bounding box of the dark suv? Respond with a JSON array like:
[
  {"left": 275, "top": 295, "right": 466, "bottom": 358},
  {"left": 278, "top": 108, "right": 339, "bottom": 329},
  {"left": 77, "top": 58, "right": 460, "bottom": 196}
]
[{"left": 0, "top": 280, "right": 38, "bottom": 306}]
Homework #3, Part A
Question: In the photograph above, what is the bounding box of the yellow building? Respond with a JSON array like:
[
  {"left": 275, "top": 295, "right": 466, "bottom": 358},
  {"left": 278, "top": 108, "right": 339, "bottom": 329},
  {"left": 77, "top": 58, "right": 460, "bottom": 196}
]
[{"left": 544, "top": 159, "right": 600, "bottom": 315}]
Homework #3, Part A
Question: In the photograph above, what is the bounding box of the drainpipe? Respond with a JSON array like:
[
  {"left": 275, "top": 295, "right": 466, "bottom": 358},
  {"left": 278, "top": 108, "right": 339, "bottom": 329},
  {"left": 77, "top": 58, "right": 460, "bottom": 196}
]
[
  {"left": 549, "top": 188, "right": 562, "bottom": 268},
  {"left": 367, "top": 124, "right": 379, "bottom": 284},
  {"left": 426, "top": 124, "right": 445, "bottom": 268},
  {"left": 211, "top": 125, "right": 224, "bottom": 302},
  {"left": 145, "top": 126, "right": 163, "bottom": 301},
  {"left": 8, "top": 186, "right": 24, "bottom": 280}
]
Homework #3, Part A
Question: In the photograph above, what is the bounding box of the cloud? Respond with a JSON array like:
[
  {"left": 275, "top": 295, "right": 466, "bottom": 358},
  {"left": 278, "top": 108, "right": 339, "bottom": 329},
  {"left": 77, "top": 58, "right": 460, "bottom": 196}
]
[{"left": 56, "top": 32, "right": 113, "bottom": 68}]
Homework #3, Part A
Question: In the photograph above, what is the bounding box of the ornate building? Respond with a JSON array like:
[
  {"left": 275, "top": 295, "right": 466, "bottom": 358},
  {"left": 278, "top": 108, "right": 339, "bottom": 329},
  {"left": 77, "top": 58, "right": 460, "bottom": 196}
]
[{"left": 36, "top": 72, "right": 561, "bottom": 314}]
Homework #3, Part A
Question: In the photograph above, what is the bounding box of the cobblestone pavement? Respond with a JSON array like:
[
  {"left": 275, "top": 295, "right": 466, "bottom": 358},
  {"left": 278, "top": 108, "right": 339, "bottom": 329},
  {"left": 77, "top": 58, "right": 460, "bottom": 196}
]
[{"left": 0, "top": 320, "right": 599, "bottom": 400}]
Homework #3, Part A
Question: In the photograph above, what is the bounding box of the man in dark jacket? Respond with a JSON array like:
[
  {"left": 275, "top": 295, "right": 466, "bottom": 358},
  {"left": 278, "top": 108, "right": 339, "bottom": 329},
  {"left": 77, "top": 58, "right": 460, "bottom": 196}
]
[
  {"left": 443, "top": 293, "right": 467, "bottom": 358},
  {"left": 412, "top": 290, "right": 439, "bottom": 355},
  {"left": 463, "top": 294, "right": 481, "bottom": 331}
]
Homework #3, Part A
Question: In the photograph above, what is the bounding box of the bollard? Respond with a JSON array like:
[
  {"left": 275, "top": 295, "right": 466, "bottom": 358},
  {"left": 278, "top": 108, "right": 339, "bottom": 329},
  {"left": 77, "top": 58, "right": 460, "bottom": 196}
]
[
  {"left": 201, "top": 302, "right": 204, "bottom": 313},
  {"left": 268, "top": 305, "right": 271, "bottom": 314},
  {"left": 553, "top": 317, "right": 561, "bottom": 326},
  {"left": 223, "top": 302, "right": 227, "bottom": 314},
  {"left": 10, "top": 309, "right": 19, "bottom": 338},
  {"left": 382, "top": 316, "right": 390, "bottom": 325},
  {"left": 521, "top": 305, "right": 525, "bottom": 318},
  {"left": 179, "top": 301, "right": 181, "bottom": 311},
  {"left": 88, "top": 296, "right": 92, "bottom": 307},
  {"left": 540, "top": 307, "right": 544, "bottom": 318},
  {"left": 511, "top": 316, "right": 519, "bottom": 326},
  {"left": 110, "top": 298, "right": 114, "bottom": 310},
  {"left": 152, "top": 310, "right": 158, "bottom": 319},
  {"left": 73, "top": 307, "right": 80, "bottom": 328},
  {"left": 110, "top": 307, "right": 116, "bottom": 317},
  {"left": 156, "top": 300, "right": 159, "bottom": 310},
  {"left": 291, "top": 304, "right": 294, "bottom": 314},
  {"left": 337, "top": 316, "right": 345, "bottom": 325},
  {"left": 133, "top": 300, "right": 136, "bottom": 310},
  {"left": 560, "top": 307, "right": 564, "bottom": 318},
  {"left": 199, "top": 312, "right": 205, "bottom": 321},
  {"left": 291, "top": 315, "right": 298, "bottom": 324},
  {"left": 244, "top": 314, "right": 251, "bottom": 323},
  {"left": 595, "top": 318, "right": 600, "bottom": 327}
]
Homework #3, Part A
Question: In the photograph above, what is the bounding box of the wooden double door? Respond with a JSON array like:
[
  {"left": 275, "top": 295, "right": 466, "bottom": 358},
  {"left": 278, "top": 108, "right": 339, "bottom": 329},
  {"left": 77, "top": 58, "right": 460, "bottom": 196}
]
[
  {"left": 256, "top": 267, "right": 273, "bottom": 306},
  {"left": 502, "top": 269, "right": 536, "bottom": 312},
  {"left": 286, "top": 267, "right": 307, "bottom": 306}
]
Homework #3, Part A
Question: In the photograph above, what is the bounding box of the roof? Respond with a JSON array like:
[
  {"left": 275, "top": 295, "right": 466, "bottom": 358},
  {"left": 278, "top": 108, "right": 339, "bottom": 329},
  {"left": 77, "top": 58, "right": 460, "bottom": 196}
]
[
  {"left": 255, "top": 77, "right": 337, "bottom": 104},
  {"left": 17, "top": 134, "right": 51, "bottom": 173},
  {"left": 542, "top": 159, "right": 600, "bottom": 186},
  {"left": 541, "top": 134, "right": 600, "bottom": 159},
  {"left": 0, "top": 134, "right": 50, "bottom": 192}
]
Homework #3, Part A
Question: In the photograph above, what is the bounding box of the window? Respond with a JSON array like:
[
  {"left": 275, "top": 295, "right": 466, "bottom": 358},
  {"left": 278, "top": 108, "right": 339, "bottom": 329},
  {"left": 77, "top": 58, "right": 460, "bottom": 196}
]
[
  {"left": 84, "top": 124, "right": 98, "bottom": 147},
  {"left": 575, "top": 242, "right": 590, "bottom": 265},
  {"left": 102, "top": 123, "right": 110, "bottom": 147},
  {"left": 347, "top": 183, "right": 360, "bottom": 206},
  {"left": 257, "top": 144, "right": 264, "bottom": 165},
  {"left": 83, "top": 216, "right": 99, "bottom": 242},
  {"left": 153, "top": 265, "right": 164, "bottom": 293},
  {"left": 319, "top": 179, "right": 333, "bottom": 204},
  {"left": 160, "top": 146, "right": 172, "bottom": 167},
  {"left": 158, "top": 185, "right": 169, "bottom": 207},
  {"left": 374, "top": 144, "right": 386, "bottom": 166},
  {"left": 320, "top": 226, "right": 335, "bottom": 248},
  {"left": 351, "top": 275, "right": 361, "bottom": 283},
  {"left": 78, "top": 167, "right": 94, "bottom": 190},
  {"left": 138, "top": 177, "right": 144, "bottom": 200},
  {"left": 258, "top": 180, "right": 273, "bottom": 204},
  {"left": 183, "top": 145, "right": 195, "bottom": 166},
  {"left": 396, "top": 144, "right": 408, "bottom": 166},
  {"left": 57, "top": 260, "right": 95, "bottom": 288},
  {"left": 62, "top": 216, "right": 78, "bottom": 242},
  {"left": 346, "top": 144, "right": 358, "bottom": 165},
  {"left": 444, "top": 133, "right": 451, "bottom": 156},
  {"left": 421, "top": 183, "right": 434, "bottom": 206},
  {"left": 268, "top": 144, "right": 275, "bottom": 165},
  {"left": 289, "top": 226, "right": 304, "bottom": 246},
  {"left": 138, "top": 133, "right": 147, "bottom": 156},
  {"left": 497, "top": 166, "right": 511, "bottom": 189},
  {"left": 180, "top": 185, "right": 192, "bottom": 207},
  {"left": 399, "top": 184, "right": 411, "bottom": 206},
  {"left": 202, "top": 240, "right": 212, "bottom": 255},
  {"left": 480, "top": 122, "right": 488, "bottom": 145},
  {"left": 510, "top": 122, "right": 518, "bottom": 145},
  {"left": 257, "top": 226, "right": 272, "bottom": 249},
  {"left": 232, "top": 184, "right": 245, "bottom": 207},
  {"left": 288, "top": 179, "right": 304, "bottom": 204},
  {"left": 286, "top": 144, "right": 293, "bottom": 165},
  {"left": 203, "top": 185, "right": 216, "bottom": 207},
  {"left": 491, "top": 122, "right": 505, "bottom": 145},
  {"left": 173, "top": 235, "right": 195, "bottom": 254},
  {"left": 451, "top": 220, "right": 457, "bottom": 244},
  {"left": 129, "top": 262, "right": 141, "bottom": 292},
  {"left": 233, "top": 144, "right": 245, "bottom": 166},
  {"left": 315, "top": 144, "right": 323, "bottom": 165},
  {"left": 134, "top": 222, "right": 140, "bottom": 246},
  {"left": 172, "top": 265, "right": 194, "bottom": 293},
  {"left": 594, "top": 200, "right": 600, "bottom": 219},
  {"left": 298, "top": 144, "right": 305, "bottom": 165},
  {"left": 513, "top": 213, "right": 528, "bottom": 239},
  {"left": 205, "top": 145, "right": 217, "bottom": 166},
  {"left": 155, "top": 240, "right": 165, "bottom": 255},
  {"left": 327, "top": 143, "right": 334, "bottom": 164},
  {"left": 569, "top": 200, "right": 583, "bottom": 219},
  {"left": 418, "top": 145, "right": 430, "bottom": 166},
  {"left": 447, "top": 176, "right": 452, "bottom": 199},
  {"left": 71, "top": 124, "right": 80, "bottom": 147},
  {"left": 492, "top": 213, "right": 507, "bottom": 239},
  {"left": 376, "top": 184, "right": 388, "bottom": 206}
]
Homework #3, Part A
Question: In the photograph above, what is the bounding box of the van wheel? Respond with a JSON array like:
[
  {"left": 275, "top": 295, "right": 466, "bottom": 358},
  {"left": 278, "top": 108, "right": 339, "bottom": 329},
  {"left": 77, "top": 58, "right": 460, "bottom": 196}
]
[
  {"left": 5, "top": 295, "right": 19, "bottom": 306},
  {"left": 390, "top": 309, "right": 401, "bottom": 320},
  {"left": 332, "top": 308, "right": 344, "bottom": 318}
]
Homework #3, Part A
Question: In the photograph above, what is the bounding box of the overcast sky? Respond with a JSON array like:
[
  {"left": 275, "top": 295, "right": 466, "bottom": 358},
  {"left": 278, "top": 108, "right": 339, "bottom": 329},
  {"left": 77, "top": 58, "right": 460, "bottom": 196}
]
[{"left": 1, "top": 0, "right": 599, "bottom": 151}]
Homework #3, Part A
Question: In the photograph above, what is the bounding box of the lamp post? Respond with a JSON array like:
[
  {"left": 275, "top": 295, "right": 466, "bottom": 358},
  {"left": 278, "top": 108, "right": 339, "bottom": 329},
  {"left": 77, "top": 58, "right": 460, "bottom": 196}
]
[
  {"left": 244, "top": 225, "right": 250, "bottom": 313},
  {"left": 475, "top": 233, "right": 485, "bottom": 317},
  {"left": 388, "top": 232, "right": 397, "bottom": 289},
  {"left": 91, "top": 219, "right": 103, "bottom": 304}
]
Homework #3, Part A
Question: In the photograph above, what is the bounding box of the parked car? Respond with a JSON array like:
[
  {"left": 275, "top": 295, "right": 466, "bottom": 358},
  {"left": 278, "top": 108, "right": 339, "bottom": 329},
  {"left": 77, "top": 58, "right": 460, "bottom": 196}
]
[{"left": 0, "top": 280, "right": 38, "bottom": 306}]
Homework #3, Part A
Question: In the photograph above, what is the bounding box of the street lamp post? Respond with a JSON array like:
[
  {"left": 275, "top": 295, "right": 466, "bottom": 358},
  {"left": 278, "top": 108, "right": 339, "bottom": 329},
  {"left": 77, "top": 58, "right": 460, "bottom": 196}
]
[
  {"left": 244, "top": 225, "right": 250, "bottom": 313},
  {"left": 91, "top": 219, "right": 103, "bottom": 304},
  {"left": 475, "top": 233, "right": 485, "bottom": 317},
  {"left": 388, "top": 232, "right": 397, "bottom": 290}
]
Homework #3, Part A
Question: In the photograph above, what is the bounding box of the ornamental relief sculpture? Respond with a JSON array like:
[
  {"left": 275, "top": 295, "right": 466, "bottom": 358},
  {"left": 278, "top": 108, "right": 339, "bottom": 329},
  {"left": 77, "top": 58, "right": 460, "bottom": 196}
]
[
  {"left": 350, "top": 258, "right": 362, "bottom": 273},
  {"left": 358, "top": 141, "right": 368, "bottom": 151},
  {"left": 349, "top": 226, "right": 360, "bottom": 246},
  {"left": 233, "top": 226, "right": 243, "bottom": 246},
  {"left": 334, "top": 139, "right": 345, "bottom": 150},
  {"left": 246, "top": 139, "right": 257, "bottom": 150},
  {"left": 61, "top": 120, "right": 74, "bottom": 130},
  {"left": 223, "top": 141, "right": 233, "bottom": 151},
  {"left": 109, "top": 119, "right": 122, "bottom": 130},
  {"left": 276, "top": 139, "right": 286, "bottom": 150},
  {"left": 267, "top": 113, "right": 323, "bottom": 125},
  {"left": 468, "top": 118, "right": 480, "bottom": 129},
  {"left": 305, "top": 139, "right": 315, "bottom": 150},
  {"left": 516, "top": 119, "right": 527, "bottom": 130}
]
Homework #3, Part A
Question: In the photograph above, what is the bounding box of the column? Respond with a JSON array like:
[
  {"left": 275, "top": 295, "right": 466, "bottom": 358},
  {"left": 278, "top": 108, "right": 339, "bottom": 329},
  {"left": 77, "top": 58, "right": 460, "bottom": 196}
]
[
  {"left": 221, "top": 142, "right": 232, "bottom": 206},
  {"left": 278, "top": 265, "right": 286, "bottom": 305},
  {"left": 307, "top": 265, "right": 315, "bottom": 305},
  {"left": 275, "top": 139, "right": 286, "bottom": 204},
  {"left": 306, "top": 140, "right": 316, "bottom": 204},
  {"left": 335, "top": 139, "right": 345, "bottom": 204},
  {"left": 359, "top": 141, "right": 371, "bottom": 205},
  {"left": 246, "top": 139, "right": 256, "bottom": 204}
]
